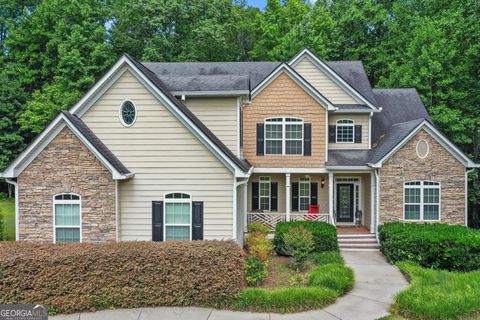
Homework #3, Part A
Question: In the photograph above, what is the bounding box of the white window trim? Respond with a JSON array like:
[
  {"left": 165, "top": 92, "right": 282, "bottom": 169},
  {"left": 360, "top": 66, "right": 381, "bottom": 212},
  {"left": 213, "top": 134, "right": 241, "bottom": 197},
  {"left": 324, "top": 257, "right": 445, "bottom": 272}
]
[
  {"left": 163, "top": 192, "right": 192, "bottom": 241},
  {"left": 298, "top": 176, "right": 311, "bottom": 212},
  {"left": 336, "top": 119, "right": 355, "bottom": 144},
  {"left": 403, "top": 181, "right": 441, "bottom": 221},
  {"left": 259, "top": 176, "right": 271, "bottom": 211},
  {"left": 119, "top": 100, "right": 138, "bottom": 127},
  {"left": 264, "top": 117, "right": 304, "bottom": 156},
  {"left": 416, "top": 139, "right": 430, "bottom": 158},
  {"left": 53, "top": 193, "right": 82, "bottom": 244}
]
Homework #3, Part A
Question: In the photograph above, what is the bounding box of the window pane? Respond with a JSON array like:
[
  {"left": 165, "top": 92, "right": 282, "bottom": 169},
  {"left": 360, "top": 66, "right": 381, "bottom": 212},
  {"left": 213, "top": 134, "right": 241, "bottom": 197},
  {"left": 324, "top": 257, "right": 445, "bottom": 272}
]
[
  {"left": 260, "top": 183, "right": 269, "bottom": 197},
  {"left": 285, "top": 140, "right": 302, "bottom": 155},
  {"left": 300, "top": 183, "right": 310, "bottom": 197},
  {"left": 336, "top": 125, "right": 354, "bottom": 142},
  {"left": 56, "top": 228, "right": 80, "bottom": 243},
  {"left": 266, "top": 124, "right": 282, "bottom": 139},
  {"left": 424, "top": 205, "right": 439, "bottom": 220},
  {"left": 300, "top": 198, "right": 309, "bottom": 211},
  {"left": 405, "top": 205, "right": 420, "bottom": 220},
  {"left": 166, "top": 203, "right": 190, "bottom": 224},
  {"left": 260, "top": 197, "right": 270, "bottom": 210},
  {"left": 266, "top": 140, "right": 282, "bottom": 154},
  {"left": 405, "top": 188, "right": 421, "bottom": 203},
  {"left": 55, "top": 204, "right": 80, "bottom": 226},
  {"left": 285, "top": 124, "right": 302, "bottom": 139},
  {"left": 424, "top": 188, "right": 439, "bottom": 203},
  {"left": 166, "top": 226, "right": 190, "bottom": 240}
]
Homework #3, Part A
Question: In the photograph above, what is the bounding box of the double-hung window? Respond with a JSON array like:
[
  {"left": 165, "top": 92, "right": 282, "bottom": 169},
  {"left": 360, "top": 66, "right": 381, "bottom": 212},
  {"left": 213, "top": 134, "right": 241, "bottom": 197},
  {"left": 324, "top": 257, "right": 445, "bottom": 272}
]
[
  {"left": 299, "top": 177, "right": 311, "bottom": 211},
  {"left": 265, "top": 117, "right": 303, "bottom": 155},
  {"left": 164, "top": 193, "right": 191, "bottom": 240},
  {"left": 54, "top": 193, "right": 81, "bottom": 243},
  {"left": 259, "top": 176, "right": 271, "bottom": 211},
  {"left": 336, "top": 119, "right": 354, "bottom": 143},
  {"left": 404, "top": 181, "right": 440, "bottom": 221}
]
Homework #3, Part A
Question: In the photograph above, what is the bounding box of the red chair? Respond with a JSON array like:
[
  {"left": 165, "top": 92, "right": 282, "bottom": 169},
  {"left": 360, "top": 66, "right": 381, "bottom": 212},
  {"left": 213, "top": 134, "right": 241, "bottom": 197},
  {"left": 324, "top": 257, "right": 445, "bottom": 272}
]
[{"left": 307, "top": 205, "right": 320, "bottom": 221}]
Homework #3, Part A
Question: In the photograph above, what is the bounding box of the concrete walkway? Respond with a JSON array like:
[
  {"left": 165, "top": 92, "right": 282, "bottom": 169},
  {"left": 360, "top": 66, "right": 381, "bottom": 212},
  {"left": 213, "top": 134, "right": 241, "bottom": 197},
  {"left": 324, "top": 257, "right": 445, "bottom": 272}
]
[{"left": 52, "top": 251, "right": 408, "bottom": 320}]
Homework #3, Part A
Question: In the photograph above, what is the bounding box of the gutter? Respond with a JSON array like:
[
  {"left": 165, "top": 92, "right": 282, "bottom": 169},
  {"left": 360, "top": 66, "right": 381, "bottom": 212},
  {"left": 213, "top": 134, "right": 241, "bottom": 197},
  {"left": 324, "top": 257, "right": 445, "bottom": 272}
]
[
  {"left": 232, "top": 166, "right": 253, "bottom": 242},
  {"left": 5, "top": 178, "right": 19, "bottom": 241}
]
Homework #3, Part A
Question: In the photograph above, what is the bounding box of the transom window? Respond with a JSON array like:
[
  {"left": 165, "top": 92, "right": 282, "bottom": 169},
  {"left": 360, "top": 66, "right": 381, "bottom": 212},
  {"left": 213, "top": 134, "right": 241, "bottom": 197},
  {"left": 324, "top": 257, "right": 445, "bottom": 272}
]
[
  {"left": 404, "top": 181, "right": 440, "bottom": 221},
  {"left": 299, "top": 176, "right": 311, "bottom": 211},
  {"left": 259, "top": 176, "right": 271, "bottom": 211},
  {"left": 164, "top": 193, "right": 191, "bottom": 240},
  {"left": 265, "top": 117, "right": 303, "bottom": 155},
  {"left": 336, "top": 119, "right": 354, "bottom": 143},
  {"left": 54, "top": 193, "right": 81, "bottom": 243},
  {"left": 120, "top": 100, "right": 137, "bottom": 127}
]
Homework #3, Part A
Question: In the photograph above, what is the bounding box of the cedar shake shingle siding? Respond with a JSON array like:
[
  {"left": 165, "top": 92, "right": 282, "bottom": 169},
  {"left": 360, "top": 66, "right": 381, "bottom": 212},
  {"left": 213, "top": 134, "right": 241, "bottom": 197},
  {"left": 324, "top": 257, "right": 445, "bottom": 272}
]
[
  {"left": 18, "top": 128, "right": 116, "bottom": 242},
  {"left": 379, "top": 129, "right": 465, "bottom": 225},
  {"left": 243, "top": 73, "right": 327, "bottom": 168}
]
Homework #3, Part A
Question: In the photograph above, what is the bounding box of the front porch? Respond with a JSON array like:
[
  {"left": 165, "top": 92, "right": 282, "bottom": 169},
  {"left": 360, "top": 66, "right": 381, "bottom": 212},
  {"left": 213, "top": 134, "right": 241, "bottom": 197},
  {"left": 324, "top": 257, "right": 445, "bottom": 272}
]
[{"left": 245, "top": 172, "right": 374, "bottom": 233}]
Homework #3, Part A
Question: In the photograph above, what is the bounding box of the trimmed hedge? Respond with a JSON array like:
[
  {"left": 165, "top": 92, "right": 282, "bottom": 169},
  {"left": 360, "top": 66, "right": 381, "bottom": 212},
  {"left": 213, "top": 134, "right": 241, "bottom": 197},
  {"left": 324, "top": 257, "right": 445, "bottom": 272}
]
[
  {"left": 0, "top": 241, "right": 244, "bottom": 314},
  {"left": 273, "top": 221, "right": 338, "bottom": 255},
  {"left": 378, "top": 222, "right": 480, "bottom": 271}
]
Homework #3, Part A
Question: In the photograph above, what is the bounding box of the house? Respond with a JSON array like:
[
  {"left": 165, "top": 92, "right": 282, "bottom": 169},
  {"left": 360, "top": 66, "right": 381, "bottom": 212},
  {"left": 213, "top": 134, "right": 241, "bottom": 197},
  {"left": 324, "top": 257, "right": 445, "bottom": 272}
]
[{"left": 1, "top": 48, "right": 478, "bottom": 244}]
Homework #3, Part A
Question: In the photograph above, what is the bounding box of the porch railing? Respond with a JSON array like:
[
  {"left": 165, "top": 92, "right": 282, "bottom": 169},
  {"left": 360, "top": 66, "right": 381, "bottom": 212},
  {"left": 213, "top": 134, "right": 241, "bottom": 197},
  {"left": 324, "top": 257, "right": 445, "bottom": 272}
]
[{"left": 247, "top": 212, "right": 332, "bottom": 232}]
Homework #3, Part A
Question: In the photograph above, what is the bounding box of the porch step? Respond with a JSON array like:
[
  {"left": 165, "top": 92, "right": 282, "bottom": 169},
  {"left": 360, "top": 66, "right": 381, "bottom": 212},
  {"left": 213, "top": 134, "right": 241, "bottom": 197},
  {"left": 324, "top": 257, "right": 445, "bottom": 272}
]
[{"left": 338, "top": 233, "right": 380, "bottom": 251}]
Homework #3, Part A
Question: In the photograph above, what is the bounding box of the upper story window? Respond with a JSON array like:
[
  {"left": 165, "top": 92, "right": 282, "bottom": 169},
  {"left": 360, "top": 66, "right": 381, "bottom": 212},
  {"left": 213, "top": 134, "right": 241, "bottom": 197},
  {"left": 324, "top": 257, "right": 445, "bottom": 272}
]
[
  {"left": 336, "top": 119, "right": 354, "bottom": 143},
  {"left": 265, "top": 117, "right": 304, "bottom": 155},
  {"left": 54, "top": 193, "right": 81, "bottom": 243},
  {"left": 119, "top": 100, "right": 137, "bottom": 127},
  {"left": 164, "top": 193, "right": 191, "bottom": 241},
  {"left": 404, "top": 181, "right": 440, "bottom": 221}
]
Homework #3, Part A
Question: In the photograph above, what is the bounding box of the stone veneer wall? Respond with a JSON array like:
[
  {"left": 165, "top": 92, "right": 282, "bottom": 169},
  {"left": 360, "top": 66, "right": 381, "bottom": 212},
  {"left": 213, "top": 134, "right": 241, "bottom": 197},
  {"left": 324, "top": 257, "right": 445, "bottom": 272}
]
[
  {"left": 243, "top": 72, "right": 327, "bottom": 168},
  {"left": 18, "top": 127, "right": 116, "bottom": 242},
  {"left": 379, "top": 129, "right": 465, "bottom": 225}
]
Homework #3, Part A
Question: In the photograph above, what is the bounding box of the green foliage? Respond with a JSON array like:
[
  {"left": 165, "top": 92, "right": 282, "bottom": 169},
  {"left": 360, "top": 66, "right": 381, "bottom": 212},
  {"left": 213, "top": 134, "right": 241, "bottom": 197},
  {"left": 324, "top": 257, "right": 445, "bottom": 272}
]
[
  {"left": 378, "top": 222, "right": 480, "bottom": 271},
  {"left": 0, "top": 199, "right": 15, "bottom": 241},
  {"left": 308, "top": 263, "right": 354, "bottom": 295},
  {"left": 311, "top": 251, "right": 344, "bottom": 266},
  {"left": 247, "top": 222, "right": 270, "bottom": 235},
  {"left": 244, "top": 231, "right": 272, "bottom": 286},
  {"left": 0, "top": 213, "right": 4, "bottom": 241},
  {"left": 282, "top": 225, "right": 315, "bottom": 270},
  {"left": 394, "top": 262, "right": 480, "bottom": 319},
  {"left": 274, "top": 221, "right": 338, "bottom": 256}
]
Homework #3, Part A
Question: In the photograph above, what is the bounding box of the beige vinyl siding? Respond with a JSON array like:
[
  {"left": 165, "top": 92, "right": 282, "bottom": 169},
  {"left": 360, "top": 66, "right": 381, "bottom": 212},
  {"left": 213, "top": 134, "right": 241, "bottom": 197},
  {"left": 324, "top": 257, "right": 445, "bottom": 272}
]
[
  {"left": 184, "top": 97, "right": 238, "bottom": 156},
  {"left": 82, "top": 69, "right": 234, "bottom": 241},
  {"left": 329, "top": 114, "right": 370, "bottom": 149},
  {"left": 293, "top": 57, "right": 358, "bottom": 104}
]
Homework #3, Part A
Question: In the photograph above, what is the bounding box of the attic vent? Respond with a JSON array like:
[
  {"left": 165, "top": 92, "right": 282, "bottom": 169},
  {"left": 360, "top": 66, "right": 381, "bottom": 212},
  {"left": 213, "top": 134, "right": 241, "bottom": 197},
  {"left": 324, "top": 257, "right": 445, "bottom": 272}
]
[{"left": 416, "top": 140, "right": 429, "bottom": 158}]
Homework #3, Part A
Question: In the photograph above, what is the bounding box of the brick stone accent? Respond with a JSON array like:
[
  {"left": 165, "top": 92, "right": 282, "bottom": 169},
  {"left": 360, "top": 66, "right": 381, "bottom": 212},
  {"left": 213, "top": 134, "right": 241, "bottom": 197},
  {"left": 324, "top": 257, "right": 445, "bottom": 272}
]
[
  {"left": 18, "top": 127, "right": 116, "bottom": 242},
  {"left": 243, "top": 73, "right": 327, "bottom": 168},
  {"left": 379, "top": 129, "right": 465, "bottom": 225}
]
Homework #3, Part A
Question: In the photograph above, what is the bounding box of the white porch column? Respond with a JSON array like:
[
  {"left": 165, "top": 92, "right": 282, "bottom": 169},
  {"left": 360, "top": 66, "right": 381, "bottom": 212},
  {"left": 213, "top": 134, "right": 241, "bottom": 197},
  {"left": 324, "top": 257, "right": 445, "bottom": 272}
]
[
  {"left": 328, "top": 173, "right": 334, "bottom": 224},
  {"left": 370, "top": 171, "right": 375, "bottom": 233},
  {"left": 286, "top": 173, "right": 291, "bottom": 221}
]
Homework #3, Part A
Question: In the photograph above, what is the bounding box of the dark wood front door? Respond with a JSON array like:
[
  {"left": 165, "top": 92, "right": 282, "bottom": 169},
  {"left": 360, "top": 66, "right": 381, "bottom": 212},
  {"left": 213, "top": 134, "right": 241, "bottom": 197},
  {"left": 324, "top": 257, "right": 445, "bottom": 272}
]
[{"left": 336, "top": 184, "right": 354, "bottom": 223}]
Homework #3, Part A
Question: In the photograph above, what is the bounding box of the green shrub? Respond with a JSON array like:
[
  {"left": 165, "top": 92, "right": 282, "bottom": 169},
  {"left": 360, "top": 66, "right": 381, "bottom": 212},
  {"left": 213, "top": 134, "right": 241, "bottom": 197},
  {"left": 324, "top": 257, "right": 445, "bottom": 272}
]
[
  {"left": 0, "top": 241, "right": 244, "bottom": 314},
  {"left": 309, "top": 263, "right": 354, "bottom": 295},
  {"left": 311, "top": 251, "right": 344, "bottom": 265},
  {"left": 0, "top": 214, "right": 4, "bottom": 241},
  {"left": 244, "top": 231, "right": 271, "bottom": 286},
  {"left": 247, "top": 223, "right": 270, "bottom": 235},
  {"left": 378, "top": 222, "right": 480, "bottom": 271},
  {"left": 282, "top": 226, "right": 314, "bottom": 270},
  {"left": 274, "top": 221, "right": 338, "bottom": 255},
  {"left": 244, "top": 256, "right": 268, "bottom": 286}
]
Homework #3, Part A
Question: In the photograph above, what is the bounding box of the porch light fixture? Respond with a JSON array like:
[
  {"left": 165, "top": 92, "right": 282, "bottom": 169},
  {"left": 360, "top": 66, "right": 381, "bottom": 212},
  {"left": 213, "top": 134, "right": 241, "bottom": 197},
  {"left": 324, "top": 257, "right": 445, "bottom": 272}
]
[{"left": 321, "top": 178, "right": 326, "bottom": 189}]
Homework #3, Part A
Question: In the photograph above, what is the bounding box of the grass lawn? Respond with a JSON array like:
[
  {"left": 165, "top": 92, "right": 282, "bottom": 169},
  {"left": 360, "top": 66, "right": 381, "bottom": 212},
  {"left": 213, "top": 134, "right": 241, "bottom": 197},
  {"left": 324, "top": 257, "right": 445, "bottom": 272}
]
[
  {"left": 389, "top": 261, "right": 480, "bottom": 320},
  {"left": 0, "top": 199, "right": 15, "bottom": 241},
  {"left": 227, "top": 251, "right": 354, "bottom": 313}
]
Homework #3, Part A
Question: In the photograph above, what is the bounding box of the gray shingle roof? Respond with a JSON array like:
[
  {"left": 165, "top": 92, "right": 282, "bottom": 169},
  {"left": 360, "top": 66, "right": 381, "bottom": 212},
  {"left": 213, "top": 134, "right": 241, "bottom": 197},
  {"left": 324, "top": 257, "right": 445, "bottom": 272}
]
[
  {"left": 62, "top": 111, "right": 132, "bottom": 176},
  {"left": 127, "top": 55, "right": 251, "bottom": 173}
]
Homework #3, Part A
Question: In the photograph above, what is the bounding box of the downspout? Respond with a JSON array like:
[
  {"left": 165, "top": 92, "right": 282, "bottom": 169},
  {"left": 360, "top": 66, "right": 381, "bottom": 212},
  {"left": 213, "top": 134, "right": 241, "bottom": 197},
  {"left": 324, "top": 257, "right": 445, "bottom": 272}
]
[
  {"left": 233, "top": 167, "right": 253, "bottom": 241},
  {"left": 5, "top": 178, "right": 18, "bottom": 241}
]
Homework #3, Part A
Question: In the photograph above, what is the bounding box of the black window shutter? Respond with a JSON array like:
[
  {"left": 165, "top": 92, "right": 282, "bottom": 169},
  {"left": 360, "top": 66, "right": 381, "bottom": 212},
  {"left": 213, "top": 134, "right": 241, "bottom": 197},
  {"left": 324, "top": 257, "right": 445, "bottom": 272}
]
[
  {"left": 304, "top": 123, "right": 312, "bottom": 156},
  {"left": 256, "top": 123, "right": 264, "bottom": 156},
  {"left": 328, "top": 125, "right": 336, "bottom": 143},
  {"left": 252, "top": 182, "right": 259, "bottom": 210},
  {"left": 270, "top": 182, "right": 278, "bottom": 211},
  {"left": 310, "top": 182, "right": 318, "bottom": 206},
  {"left": 192, "top": 201, "right": 204, "bottom": 240},
  {"left": 152, "top": 201, "right": 164, "bottom": 241},
  {"left": 354, "top": 125, "right": 362, "bottom": 143},
  {"left": 291, "top": 182, "right": 299, "bottom": 211}
]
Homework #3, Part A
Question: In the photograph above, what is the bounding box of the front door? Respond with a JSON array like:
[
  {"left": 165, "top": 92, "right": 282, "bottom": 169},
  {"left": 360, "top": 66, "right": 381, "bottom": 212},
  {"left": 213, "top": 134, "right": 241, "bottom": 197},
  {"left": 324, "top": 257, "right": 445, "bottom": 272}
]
[{"left": 336, "top": 184, "right": 354, "bottom": 223}]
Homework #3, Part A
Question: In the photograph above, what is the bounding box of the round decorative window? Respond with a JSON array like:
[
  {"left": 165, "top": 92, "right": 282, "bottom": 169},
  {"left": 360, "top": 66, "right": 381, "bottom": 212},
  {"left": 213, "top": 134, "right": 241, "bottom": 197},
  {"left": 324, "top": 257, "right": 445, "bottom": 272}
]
[
  {"left": 120, "top": 101, "right": 137, "bottom": 127},
  {"left": 416, "top": 139, "right": 429, "bottom": 158}
]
